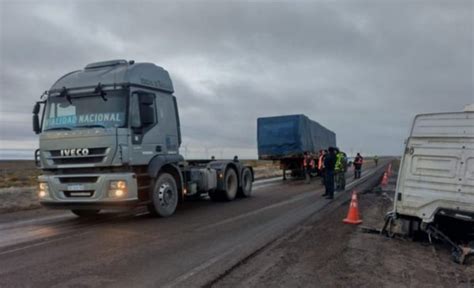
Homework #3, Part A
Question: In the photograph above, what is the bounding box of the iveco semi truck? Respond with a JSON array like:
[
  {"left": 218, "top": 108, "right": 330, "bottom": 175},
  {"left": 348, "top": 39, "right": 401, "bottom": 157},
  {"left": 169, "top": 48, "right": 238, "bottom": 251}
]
[{"left": 32, "top": 59, "right": 254, "bottom": 217}]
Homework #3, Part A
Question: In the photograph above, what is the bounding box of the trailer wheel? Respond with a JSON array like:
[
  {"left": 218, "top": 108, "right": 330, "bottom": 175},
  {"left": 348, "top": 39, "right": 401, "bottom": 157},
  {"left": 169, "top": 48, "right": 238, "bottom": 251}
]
[
  {"left": 71, "top": 209, "right": 100, "bottom": 218},
  {"left": 148, "top": 173, "right": 178, "bottom": 217},
  {"left": 238, "top": 168, "right": 253, "bottom": 198}
]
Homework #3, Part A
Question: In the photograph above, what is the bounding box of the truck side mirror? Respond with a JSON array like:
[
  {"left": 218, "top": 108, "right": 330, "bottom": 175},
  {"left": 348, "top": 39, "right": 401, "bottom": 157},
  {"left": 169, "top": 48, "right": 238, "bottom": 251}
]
[
  {"left": 33, "top": 102, "right": 41, "bottom": 114},
  {"left": 131, "top": 93, "right": 142, "bottom": 129},
  {"left": 32, "top": 102, "right": 41, "bottom": 134},
  {"left": 33, "top": 114, "right": 41, "bottom": 134}
]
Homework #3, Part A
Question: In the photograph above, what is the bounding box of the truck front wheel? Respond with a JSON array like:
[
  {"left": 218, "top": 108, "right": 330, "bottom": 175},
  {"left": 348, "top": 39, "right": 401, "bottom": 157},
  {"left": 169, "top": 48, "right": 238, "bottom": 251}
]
[{"left": 148, "top": 173, "right": 179, "bottom": 217}]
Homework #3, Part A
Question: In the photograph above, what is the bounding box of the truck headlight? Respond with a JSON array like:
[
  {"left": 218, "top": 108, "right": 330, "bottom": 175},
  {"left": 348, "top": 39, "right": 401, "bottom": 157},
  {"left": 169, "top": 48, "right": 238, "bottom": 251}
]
[
  {"left": 38, "top": 182, "right": 49, "bottom": 198},
  {"left": 108, "top": 180, "right": 128, "bottom": 198}
]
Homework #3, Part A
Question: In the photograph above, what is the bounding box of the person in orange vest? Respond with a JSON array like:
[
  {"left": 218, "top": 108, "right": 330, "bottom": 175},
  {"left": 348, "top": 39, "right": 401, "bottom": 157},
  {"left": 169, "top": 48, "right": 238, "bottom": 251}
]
[
  {"left": 354, "top": 152, "right": 364, "bottom": 179},
  {"left": 303, "top": 152, "right": 315, "bottom": 184},
  {"left": 317, "top": 150, "right": 324, "bottom": 175}
]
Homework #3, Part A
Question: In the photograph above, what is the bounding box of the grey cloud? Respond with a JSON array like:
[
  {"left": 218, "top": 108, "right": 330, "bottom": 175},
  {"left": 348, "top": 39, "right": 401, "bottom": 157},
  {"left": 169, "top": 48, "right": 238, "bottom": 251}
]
[{"left": 0, "top": 0, "right": 472, "bottom": 157}]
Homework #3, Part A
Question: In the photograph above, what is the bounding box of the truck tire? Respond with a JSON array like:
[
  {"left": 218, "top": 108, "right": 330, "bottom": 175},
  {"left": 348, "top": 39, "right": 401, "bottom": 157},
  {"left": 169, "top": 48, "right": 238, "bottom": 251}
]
[
  {"left": 71, "top": 209, "right": 100, "bottom": 217},
  {"left": 148, "top": 173, "right": 178, "bottom": 217},
  {"left": 238, "top": 168, "right": 253, "bottom": 198},
  {"left": 209, "top": 168, "right": 238, "bottom": 201}
]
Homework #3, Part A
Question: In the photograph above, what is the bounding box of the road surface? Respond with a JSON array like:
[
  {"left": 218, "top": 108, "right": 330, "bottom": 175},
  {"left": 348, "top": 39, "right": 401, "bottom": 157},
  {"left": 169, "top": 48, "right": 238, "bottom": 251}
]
[{"left": 0, "top": 160, "right": 389, "bottom": 287}]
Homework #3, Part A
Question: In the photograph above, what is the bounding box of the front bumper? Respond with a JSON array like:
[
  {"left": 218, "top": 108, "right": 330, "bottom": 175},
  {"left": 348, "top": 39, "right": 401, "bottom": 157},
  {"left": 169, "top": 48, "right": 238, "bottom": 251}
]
[
  {"left": 38, "top": 172, "right": 140, "bottom": 210},
  {"left": 40, "top": 200, "right": 140, "bottom": 210}
]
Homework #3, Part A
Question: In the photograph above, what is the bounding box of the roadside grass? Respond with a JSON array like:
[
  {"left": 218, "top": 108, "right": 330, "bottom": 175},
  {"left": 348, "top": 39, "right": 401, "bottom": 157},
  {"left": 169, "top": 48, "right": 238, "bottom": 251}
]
[{"left": 0, "top": 161, "right": 40, "bottom": 189}]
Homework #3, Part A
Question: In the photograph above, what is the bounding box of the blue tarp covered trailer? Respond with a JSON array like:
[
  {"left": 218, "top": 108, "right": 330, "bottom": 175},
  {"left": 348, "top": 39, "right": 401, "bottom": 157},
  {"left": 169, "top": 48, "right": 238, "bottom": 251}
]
[{"left": 257, "top": 114, "right": 336, "bottom": 160}]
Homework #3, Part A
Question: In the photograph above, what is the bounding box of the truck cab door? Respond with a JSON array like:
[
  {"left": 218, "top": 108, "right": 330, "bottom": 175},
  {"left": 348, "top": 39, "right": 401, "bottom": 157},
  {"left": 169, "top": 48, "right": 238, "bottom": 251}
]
[{"left": 130, "top": 91, "right": 163, "bottom": 164}]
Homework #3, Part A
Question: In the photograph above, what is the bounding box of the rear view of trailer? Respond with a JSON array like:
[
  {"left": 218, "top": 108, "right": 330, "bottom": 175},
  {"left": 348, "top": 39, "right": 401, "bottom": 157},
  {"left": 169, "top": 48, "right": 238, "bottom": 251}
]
[
  {"left": 257, "top": 114, "right": 336, "bottom": 160},
  {"left": 394, "top": 111, "right": 474, "bottom": 223},
  {"left": 257, "top": 114, "right": 336, "bottom": 179}
]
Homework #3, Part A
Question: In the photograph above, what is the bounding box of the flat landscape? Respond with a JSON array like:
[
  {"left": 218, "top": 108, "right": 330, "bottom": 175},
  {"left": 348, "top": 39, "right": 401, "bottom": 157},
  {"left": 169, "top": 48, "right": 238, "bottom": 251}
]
[{"left": 0, "top": 159, "right": 472, "bottom": 287}]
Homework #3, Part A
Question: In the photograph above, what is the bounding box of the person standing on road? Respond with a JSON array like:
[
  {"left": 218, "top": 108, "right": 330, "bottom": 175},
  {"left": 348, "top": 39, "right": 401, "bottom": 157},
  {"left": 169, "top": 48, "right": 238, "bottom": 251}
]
[
  {"left": 323, "top": 147, "right": 337, "bottom": 199},
  {"left": 334, "top": 148, "right": 342, "bottom": 190},
  {"left": 317, "top": 150, "right": 324, "bottom": 176},
  {"left": 319, "top": 149, "right": 327, "bottom": 185},
  {"left": 303, "top": 152, "right": 314, "bottom": 184},
  {"left": 335, "top": 150, "right": 347, "bottom": 191},
  {"left": 374, "top": 155, "right": 379, "bottom": 167},
  {"left": 354, "top": 153, "right": 364, "bottom": 179}
]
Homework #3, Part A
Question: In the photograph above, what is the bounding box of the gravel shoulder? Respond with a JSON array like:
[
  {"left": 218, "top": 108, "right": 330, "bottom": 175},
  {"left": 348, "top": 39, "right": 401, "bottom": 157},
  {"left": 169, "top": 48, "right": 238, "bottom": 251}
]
[
  {"left": 0, "top": 186, "right": 40, "bottom": 214},
  {"left": 213, "top": 172, "right": 474, "bottom": 288}
]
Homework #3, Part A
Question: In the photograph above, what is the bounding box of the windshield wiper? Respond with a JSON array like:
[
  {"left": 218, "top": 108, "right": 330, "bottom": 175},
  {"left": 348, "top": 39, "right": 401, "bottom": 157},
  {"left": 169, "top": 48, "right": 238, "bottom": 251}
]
[
  {"left": 76, "top": 124, "right": 106, "bottom": 129},
  {"left": 45, "top": 127, "right": 72, "bottom": 131},
  {"left": 95, "top": 83, "right": 108, "bottom": 102},
  {"left": 60, "top": 87, "right": 72, "bottom": 104}
]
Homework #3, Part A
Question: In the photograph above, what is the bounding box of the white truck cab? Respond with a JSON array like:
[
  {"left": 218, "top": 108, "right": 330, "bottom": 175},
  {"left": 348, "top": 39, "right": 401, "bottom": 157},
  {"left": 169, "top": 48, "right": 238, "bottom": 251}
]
[{"left": 394, "top": 106, "right": 474, "bottom": 224}]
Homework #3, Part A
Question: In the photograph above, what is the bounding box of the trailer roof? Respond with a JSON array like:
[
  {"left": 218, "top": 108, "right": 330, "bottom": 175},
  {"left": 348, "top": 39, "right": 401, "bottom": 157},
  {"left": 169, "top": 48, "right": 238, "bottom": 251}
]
[{"left": 50, "top": 59, "right": 174, "bottom": 93}]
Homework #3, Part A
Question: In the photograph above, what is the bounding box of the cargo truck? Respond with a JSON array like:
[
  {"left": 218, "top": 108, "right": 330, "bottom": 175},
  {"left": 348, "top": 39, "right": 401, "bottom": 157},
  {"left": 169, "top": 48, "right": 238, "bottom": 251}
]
[
  {"left": 257, "top": 114, "right": 336, "bottom": 179},
  {"left": 32, "top": 59, "right": 254, "bottom": 217}
]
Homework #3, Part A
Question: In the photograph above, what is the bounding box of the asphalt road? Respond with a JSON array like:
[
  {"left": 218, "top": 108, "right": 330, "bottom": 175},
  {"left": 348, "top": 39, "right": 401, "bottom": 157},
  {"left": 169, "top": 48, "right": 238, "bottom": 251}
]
[{"left": 0, "top": 160, "right": 389, "bottom": 288}]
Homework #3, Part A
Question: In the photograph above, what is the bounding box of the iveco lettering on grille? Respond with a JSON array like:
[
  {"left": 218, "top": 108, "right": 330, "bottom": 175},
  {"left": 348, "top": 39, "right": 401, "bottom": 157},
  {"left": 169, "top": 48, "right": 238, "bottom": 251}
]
[{"left": 60, "top": 148, "right": 90, "bottom": 157}]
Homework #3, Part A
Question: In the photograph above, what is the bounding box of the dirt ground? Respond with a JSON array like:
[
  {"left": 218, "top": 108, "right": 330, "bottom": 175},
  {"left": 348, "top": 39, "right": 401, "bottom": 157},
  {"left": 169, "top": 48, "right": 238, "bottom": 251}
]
[
  {"left": 0, "top": 160, "right": 40, "bottom": 188},
  {"left": 214, "top": 171, "right": 474, "bottom": 288},
  {"left": 0, "top": 186, "right": 39, "bottom": 213}
]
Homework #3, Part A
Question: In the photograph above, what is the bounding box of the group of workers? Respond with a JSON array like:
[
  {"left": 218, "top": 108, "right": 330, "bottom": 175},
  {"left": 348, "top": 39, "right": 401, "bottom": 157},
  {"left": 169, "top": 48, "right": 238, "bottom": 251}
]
[{"left": 303, "top": 149, "right": 364, "bottom": 200}]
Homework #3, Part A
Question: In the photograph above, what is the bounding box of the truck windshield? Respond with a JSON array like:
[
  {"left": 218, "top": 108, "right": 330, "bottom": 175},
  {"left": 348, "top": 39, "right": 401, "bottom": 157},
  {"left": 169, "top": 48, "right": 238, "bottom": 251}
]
[{"left": 43, "top": 90, "right": 127, "bottom": 131}]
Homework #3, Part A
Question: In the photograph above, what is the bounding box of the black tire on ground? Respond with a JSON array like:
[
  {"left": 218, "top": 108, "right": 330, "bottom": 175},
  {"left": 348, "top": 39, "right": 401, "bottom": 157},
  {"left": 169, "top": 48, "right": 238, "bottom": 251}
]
[
  {"left": 222, "top": 168, "right": 238, "bottom": 201},
  {"left": 147, "top": 173, "right": 179, "bottom": 217},
  {"left": 209, "top": 168, "right": 238, "bottom": 201},
  {"left": 238, "top": 168, "right": 253, "bottom": 198},
  {"left": 71, "top": 209, "right": 100, "bottom": 217}
]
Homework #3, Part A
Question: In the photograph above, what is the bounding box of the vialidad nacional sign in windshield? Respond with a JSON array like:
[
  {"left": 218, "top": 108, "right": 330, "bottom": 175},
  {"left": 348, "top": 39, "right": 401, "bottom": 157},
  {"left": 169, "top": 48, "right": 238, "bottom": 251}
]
[{"left": 46, "top": 112, "right": 125, "bottom": 128}]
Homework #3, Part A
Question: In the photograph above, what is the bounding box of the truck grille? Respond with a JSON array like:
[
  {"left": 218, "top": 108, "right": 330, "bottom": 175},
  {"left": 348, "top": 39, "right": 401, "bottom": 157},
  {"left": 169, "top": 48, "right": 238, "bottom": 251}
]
[
  {"left": 64, "top": 191, "right": 95, "bottom": 198},
  {"left": 58, "top": 176, "right": 99, "bottom": 183},
  {"left": 48, "top": 148, "right": 108, "bottom": 165}
]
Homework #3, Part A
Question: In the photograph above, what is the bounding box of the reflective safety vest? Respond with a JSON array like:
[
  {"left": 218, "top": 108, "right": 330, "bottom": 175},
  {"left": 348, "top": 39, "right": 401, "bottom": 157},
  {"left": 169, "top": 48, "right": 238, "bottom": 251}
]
[
  {"left": 318, "top": 155, "right": 324, "bottom": 170},
  {"left": 335, "top": 152, "right": 345, "bottom": 172}
]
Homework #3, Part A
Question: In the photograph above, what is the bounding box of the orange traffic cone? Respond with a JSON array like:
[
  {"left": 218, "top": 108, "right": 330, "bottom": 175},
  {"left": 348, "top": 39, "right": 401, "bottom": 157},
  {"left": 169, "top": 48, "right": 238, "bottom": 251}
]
[
  {"left": 381, "top": 172, "right": 389, "bottom": 187},
  {"left": 343, "top": 191, "right": 362, "bottom": 225}
]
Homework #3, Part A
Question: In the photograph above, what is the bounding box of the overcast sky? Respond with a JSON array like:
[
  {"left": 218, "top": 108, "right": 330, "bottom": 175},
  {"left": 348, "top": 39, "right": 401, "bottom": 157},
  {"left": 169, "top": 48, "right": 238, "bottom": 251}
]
[{"left": 0, "top": 0, "right": 472, "bottom": 159}]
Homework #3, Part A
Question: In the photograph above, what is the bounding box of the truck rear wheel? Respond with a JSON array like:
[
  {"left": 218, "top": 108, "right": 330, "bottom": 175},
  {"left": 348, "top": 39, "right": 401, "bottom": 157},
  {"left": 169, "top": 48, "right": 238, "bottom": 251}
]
[
  {"left": 209, "top": 168, "right": 238, "bottom": 201},
  {"left": 71, "top": 209, "right": 100, "bottom": 218},
  {"left": 148, "top": 173, "right": 178, "bottom": 217},
  {"left": 238, "top": 168, "right": 253, "bottom": 198}
]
